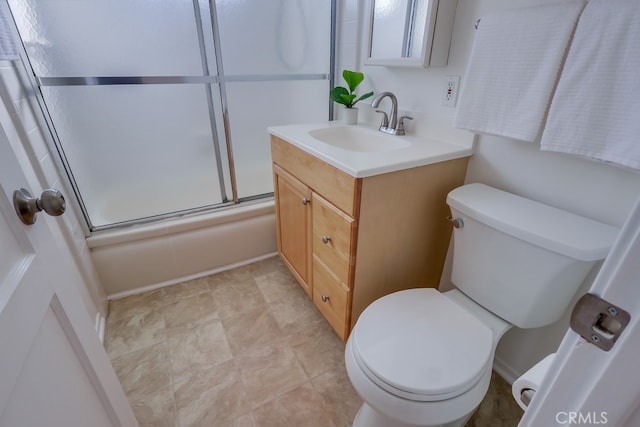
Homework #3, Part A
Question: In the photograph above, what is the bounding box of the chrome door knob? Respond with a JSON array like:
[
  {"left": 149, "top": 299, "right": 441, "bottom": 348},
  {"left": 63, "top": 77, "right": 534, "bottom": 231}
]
[
  {"left": 13, "top": 188, "right": 66, "bottom": 225},
  {"left": 321, "top": 295, "right": 330, "bottom": 302},
  {"left": 302, "top": 197, "right": 310, "bottom": 205},
  {"left": 321, "top": 236, "right": 331, "bottom": 244}
]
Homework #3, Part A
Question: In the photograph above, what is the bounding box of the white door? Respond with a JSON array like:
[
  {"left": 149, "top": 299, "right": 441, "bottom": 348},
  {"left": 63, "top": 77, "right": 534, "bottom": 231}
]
[
  {"left": 519, "top": 195, "right": 640, "bottom": 426},
  {"left": 0, "top": 131, "right": 137, "bottom": 425}
]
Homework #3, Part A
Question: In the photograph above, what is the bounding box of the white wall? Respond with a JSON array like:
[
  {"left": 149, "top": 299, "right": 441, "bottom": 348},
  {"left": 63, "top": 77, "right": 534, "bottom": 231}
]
[
  {"left": 0, "top": 60, "right": 108, "bottom": 324},
  {"left": 337, "top": 0, "right": 640, "bottom": 379}
]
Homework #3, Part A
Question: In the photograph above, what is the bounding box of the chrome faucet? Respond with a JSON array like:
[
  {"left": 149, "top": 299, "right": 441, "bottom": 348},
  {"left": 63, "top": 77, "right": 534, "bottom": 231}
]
[{"left": 370, "top": 92, "right": 413, "bottom": 136}]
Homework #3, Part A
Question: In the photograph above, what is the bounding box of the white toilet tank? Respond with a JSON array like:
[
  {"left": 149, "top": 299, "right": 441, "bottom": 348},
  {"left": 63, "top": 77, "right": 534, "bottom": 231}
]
[{"left": 446, "top": 184, "right": 620, "bottom": 328}]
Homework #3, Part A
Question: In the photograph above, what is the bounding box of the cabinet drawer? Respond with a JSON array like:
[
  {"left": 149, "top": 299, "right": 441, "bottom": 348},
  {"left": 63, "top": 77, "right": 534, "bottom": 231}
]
[
  {"left": 312, "top": 193, "right": 356, "bottom": 286},
  {"left": 313, "top": 257, "right": 351, "bottom": 340}
]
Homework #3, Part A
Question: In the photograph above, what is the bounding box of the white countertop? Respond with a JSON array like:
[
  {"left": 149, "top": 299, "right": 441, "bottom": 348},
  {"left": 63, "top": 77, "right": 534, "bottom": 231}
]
[{"left": 268, "top": 121, "right": 474, "bottom": 178}]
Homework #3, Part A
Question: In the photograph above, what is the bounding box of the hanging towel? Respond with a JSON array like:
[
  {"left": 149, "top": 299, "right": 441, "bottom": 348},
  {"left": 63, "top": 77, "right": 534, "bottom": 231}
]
[
  {"left": 540, "top": 0, "right": 640, "bottom": 171},
  {"left": 453, "top": 1, "right": 586, "bottom": 142}
]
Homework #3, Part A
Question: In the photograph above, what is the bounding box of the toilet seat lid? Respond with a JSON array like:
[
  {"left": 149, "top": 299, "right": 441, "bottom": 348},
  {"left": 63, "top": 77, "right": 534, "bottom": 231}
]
[{"left": 353, "top": 288, "right": 493, "bottom": 400}]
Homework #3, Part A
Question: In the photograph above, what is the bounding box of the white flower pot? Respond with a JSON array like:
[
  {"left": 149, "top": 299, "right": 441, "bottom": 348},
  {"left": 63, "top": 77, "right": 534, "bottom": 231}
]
[{"left": 342, "top": 107, "right": 358, "bottom": 125}]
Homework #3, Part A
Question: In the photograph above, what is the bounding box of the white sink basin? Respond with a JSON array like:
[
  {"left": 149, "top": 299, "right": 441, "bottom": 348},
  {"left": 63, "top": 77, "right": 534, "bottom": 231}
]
[
  {"left": 269, "top": 122, "right": 474, "bottom": 178},
  {"left": 308, "top": 126, "right": 410, "bottom": 152}
]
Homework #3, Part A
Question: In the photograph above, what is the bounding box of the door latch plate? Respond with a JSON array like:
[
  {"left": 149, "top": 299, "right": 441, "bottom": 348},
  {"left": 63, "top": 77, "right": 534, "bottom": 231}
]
[{"left": 570, "top": 293, "right": 630, "bottom": 351}]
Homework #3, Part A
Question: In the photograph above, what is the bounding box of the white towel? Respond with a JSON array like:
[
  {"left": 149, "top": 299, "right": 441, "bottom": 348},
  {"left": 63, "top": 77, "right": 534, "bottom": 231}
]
[
  {"left": 540, "top": 0, "right": 640, "bottom": 171},
  {"left": 454, "top": 1, "right": 586, "bottom": 143}
]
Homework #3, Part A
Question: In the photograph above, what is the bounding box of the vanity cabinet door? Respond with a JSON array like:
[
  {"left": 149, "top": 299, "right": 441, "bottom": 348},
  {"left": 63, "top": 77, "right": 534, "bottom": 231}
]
[{"left": 273, "top": 165, "right": 312, "bottom": 296}]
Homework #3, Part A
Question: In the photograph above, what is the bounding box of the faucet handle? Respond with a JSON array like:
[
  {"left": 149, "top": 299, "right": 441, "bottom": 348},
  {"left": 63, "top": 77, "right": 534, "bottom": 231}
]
[
  {"left": 396, "top": 116, "right": 413, "bottom": 134},
  {"left": 375, "top": 110, "right": 389, "bottom": 128}
]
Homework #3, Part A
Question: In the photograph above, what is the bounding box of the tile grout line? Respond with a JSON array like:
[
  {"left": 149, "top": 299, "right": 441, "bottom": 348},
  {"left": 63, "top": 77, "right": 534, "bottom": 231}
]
[{"left": 158, "top": 299, "right": 179, "bottom": 427}]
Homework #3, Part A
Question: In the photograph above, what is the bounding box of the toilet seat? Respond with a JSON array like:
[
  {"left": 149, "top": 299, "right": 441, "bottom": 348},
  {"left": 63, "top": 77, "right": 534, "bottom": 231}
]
[{"left": 352, "top": 288, "right": 494, "bottom": 402}]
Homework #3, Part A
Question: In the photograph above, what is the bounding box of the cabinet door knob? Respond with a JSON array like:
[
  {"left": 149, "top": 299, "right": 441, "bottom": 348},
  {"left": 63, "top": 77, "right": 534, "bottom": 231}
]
[
  {"left": 321, "top": 295, "right": 330, "bottom": 302},
  {"left": 302, "top": 198, "right": 310, "bottom": 205},
  {"left": 321, "top": 236, "right": 331, "bottom": 244}
]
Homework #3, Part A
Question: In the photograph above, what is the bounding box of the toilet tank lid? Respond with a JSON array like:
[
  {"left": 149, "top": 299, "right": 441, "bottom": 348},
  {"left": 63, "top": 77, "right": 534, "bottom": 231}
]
[{"left": 446, "top": 183, "right": 620, "bottom": 261}]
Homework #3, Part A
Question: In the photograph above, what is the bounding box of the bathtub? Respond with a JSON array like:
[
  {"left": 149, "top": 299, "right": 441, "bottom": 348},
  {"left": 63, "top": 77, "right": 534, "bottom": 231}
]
[{"left": 86, "top": 199, "right": 277, "bottom": 298}]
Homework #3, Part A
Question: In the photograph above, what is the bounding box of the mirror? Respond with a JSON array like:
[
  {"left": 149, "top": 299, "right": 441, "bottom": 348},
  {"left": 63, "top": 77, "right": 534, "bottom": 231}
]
[{"left": 365, "top": 0, "right": 457, "bottom": 68}]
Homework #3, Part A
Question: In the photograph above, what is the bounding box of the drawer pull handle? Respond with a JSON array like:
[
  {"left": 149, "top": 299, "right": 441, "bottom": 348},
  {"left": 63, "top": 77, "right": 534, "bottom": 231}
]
[
  {"left": 321, "top": 236, "right": 331, "bottom": 244},
  {"left": 302, "top": 197, "right": 310, "bottom": 205},
  {"left": 321, "top": 295, "right": 330, "bottom": 302}
]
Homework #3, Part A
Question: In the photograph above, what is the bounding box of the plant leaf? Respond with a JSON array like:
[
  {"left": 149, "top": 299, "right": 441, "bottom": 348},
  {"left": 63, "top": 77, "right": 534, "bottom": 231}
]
[
  {"left": 353, "top": 91, "right": 374, "bottom": 105},
  {"left": 329, "top": 86, "right": 350, "bottom": 106},
  {"left": 340, "top": 93, "right": 357, "bottom": 108},
  {"left": 342, "top": 70, "right": 364, "bottom": 93}
]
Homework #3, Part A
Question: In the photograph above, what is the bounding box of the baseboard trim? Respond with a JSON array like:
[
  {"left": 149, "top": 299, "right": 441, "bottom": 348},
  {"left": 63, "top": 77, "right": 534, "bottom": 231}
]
[
  {"left": 493, "top": 355, "right": 521, "bottom": 385},
  {"left": 107, "top": 252, "right": 278, "bottom": 300}
]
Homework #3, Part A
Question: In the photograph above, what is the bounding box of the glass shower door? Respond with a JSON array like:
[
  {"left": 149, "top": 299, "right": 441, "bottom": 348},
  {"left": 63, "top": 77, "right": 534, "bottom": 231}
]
[
  {"left": 6, "top": 0, "right": 332, "bottom": 230},
  {"left": 216, "top": 0, "right": 331, "bottom": 199},
  {"left": 5, "top": 0, "right": 228, "bottom": 229}
]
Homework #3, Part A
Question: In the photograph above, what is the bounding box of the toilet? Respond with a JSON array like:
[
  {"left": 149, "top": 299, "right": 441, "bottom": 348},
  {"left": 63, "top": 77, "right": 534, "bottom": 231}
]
[{"left": 345, "top": 183, "right": 620, "bottom": 427}]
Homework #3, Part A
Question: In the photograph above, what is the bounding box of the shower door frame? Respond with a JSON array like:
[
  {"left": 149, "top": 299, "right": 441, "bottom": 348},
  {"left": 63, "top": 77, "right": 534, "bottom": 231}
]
[{"left": 4, "top": 0, "right": 336, "bottom": 234}]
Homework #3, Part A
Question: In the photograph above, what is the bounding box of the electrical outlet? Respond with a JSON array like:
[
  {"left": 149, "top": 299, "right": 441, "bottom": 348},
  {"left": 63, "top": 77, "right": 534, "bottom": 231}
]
[{"left": 442, "top": 75, "right": 460, "bottom": 107}]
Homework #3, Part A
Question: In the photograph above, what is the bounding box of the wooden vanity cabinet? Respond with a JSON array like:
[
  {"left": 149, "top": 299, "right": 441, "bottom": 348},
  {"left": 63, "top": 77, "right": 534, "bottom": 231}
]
[{"left": 271, "top": 135, "right": 469, "bottom": 340}]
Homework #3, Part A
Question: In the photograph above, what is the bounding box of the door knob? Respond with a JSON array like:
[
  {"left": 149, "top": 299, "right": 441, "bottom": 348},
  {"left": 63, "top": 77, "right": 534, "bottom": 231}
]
[{"left": 13, "top": 188, "right": 66, "bottom": 225}]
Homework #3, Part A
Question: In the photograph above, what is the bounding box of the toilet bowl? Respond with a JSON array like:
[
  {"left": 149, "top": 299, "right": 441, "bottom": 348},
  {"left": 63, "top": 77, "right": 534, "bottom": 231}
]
[
  {"left": 345, "top": 288, "right": 510, "bottom": 427},
  {"left": 345, "top": 183, "right": 620, "bottom": 427}
]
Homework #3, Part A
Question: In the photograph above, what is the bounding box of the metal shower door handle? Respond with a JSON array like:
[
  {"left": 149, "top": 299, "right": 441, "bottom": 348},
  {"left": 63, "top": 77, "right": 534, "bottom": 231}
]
[{"left": 13, "top": 188, "right": 66, "bottom": 225}]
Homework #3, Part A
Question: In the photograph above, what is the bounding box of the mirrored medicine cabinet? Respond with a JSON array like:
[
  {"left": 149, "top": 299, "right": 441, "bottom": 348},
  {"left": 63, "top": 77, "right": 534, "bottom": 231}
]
[{"left": 365, "top": 0, "right": 458, "bottom": 68}]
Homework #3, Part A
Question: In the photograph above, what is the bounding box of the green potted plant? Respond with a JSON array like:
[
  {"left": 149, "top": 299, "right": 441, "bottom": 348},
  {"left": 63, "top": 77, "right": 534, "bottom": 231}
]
[{"left": 330, "top": 69, "right": 374, "bottom": 124}]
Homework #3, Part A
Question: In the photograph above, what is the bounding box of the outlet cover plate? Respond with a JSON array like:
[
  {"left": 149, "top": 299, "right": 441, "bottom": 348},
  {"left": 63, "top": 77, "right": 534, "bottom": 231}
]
[{"left": 442, "top": 75, "right": 460, "bottom": 107}]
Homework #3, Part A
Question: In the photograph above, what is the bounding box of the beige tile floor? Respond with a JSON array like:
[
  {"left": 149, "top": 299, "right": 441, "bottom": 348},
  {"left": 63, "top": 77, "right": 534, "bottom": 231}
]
[{"left": 105, "top": 255, "right": 523, "bottom": 427}]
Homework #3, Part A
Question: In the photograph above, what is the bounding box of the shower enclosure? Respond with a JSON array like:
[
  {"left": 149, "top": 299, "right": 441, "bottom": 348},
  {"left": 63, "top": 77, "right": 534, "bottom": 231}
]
[{"left": 5, "top": 0, "right": 333, "bottom": 231}]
